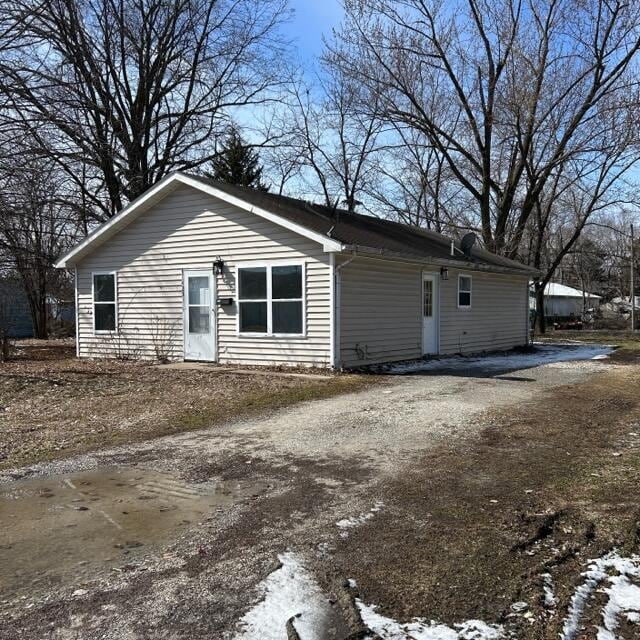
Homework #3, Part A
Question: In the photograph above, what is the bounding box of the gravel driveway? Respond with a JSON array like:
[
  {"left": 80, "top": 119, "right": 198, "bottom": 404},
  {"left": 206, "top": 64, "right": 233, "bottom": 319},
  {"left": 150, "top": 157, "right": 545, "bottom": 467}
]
[{"left": 0, "top": 344, "right": 627, "bottom": 640}]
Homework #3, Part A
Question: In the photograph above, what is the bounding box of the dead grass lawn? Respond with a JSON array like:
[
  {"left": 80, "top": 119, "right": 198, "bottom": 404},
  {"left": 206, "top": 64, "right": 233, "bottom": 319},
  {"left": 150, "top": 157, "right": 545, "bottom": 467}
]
[
  {"left": 0, "top": 340, "right": 371, "bottom": 470},
  {"left": 335, "top": 362, "right": 640, "bottom": 638}
]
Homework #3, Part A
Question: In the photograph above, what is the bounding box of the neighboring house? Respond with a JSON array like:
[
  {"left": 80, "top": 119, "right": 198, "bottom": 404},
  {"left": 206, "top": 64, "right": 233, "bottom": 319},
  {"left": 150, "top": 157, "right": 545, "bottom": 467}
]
[
  {"left": 610, "top": 296, "right": 640, "bottom": 312},
  {"left": 55, "top": 172, "right": 535, "bottom": 368},
  {"left": 535, "top": 282, "right": 601, "bottom": 320},
  {"left": 0, "top": 278, "right": 33, "bottom": 338},
  {"left": 46, "top": 295, "right": 76, "bottom": 324}
]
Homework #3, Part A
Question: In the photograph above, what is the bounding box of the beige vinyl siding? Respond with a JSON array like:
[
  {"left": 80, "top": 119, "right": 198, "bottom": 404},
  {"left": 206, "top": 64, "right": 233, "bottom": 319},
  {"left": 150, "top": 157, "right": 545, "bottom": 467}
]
[
  {"left": 75, "top": 185, "right": 331, "bottom": 366},
  {"left": 439, "top": 269, "right": 529, "bottom": 354},
  {"left": 338, "top": 256, "right": 422, "bottom": 367},
  {"left": 337, "top": 257, "right": 529, "bottom": 368}
]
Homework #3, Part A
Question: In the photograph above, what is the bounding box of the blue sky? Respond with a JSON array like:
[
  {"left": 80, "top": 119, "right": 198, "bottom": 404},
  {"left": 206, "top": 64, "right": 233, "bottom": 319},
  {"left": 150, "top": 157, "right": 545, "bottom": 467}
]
[{"left": 285, "top": 0, "right": 344, "bottom": 62}]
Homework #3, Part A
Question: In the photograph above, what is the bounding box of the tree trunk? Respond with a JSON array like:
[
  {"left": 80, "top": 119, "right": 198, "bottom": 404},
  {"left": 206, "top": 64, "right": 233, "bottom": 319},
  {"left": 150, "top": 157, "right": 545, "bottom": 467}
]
[
  {"left": 535, "top": 285, "right": 547, "bottom": 334},
  {"left": 0, "top": 330, "right": 10, "bottom": 362},
  {"left": 22, "top": 275, "right": 49, "bottom": 339}
]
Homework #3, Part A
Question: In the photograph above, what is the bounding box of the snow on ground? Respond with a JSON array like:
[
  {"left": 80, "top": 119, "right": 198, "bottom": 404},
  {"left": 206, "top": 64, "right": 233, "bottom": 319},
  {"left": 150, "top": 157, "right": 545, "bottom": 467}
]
[
  {"left": 541, "top": 573, "right": 557, "bottom": 608},
  {"left": 233, "top": 552, "right": 337, "bottom": 640},
  {"left": 336, "top": 502, "right": 384, "bottom": 538},
  {"left": 356, "top": 599, "right": 503, "bottom": 640},
  {"left": 233, "top": 550, "right": 503, "bottom": 640},
  {"left": 385, "top": 343, "right": 613, "bottom": 375},
  {"left": 232, "top": 550, "right": 637, "bottom": 640},
  {"left": 560, "top": 552, "right": 640, "bottom": 640}
]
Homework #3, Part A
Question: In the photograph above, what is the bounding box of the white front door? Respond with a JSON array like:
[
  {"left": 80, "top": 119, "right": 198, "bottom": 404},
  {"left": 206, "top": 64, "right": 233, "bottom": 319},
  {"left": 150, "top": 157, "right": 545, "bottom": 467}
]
[
  {"left": 183, "top": 270, "right": 215, "bottom": 361},
  {"left": 422, "top": 273, "right": 439, "bottom": 355}
]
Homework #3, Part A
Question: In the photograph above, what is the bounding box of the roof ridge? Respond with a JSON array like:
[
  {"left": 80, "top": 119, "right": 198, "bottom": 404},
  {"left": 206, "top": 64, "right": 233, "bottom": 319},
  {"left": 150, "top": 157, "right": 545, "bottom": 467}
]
[
  {"left": 186, "top": 172, "right": 461, "bottom": 247},
  {"left": 188, "top": 173, "right": 339, "bottom": 216}
]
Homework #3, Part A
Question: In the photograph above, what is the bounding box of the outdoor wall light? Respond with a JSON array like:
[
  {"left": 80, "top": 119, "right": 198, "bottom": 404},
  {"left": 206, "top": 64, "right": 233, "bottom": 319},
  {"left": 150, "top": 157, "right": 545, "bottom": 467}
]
[
  {"left": 440, "top": 266, "right": 449, "bottom": 280},
  {"left": 213, "top": 257, "right": 225, "bottom": 275}
]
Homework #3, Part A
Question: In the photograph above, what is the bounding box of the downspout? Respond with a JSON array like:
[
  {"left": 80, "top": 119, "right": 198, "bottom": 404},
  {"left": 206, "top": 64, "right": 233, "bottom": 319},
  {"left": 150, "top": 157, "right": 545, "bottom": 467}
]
[{"left": 333, "top": 250, "right": 357, "bottom": 369}]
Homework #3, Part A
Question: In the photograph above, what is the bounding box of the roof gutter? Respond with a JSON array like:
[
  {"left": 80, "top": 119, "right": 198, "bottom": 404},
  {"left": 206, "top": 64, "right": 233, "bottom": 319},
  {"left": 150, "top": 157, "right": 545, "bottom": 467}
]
[{"left": 340, "top": 244, "right": 540, "bottom": 278}]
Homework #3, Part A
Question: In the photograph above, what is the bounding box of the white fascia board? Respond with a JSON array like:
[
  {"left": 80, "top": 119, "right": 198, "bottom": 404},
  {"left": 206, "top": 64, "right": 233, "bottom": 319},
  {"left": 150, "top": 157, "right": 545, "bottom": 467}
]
[{"left": 55, "top": 172, "right": 343, "bottom": 268}]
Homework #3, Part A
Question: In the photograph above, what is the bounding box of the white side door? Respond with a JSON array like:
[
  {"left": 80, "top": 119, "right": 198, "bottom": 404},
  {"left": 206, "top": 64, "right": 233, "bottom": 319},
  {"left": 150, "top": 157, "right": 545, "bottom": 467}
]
[
  {"left": 422, "top": 273, "right": 439, "bottom": 355},
  {"left": 183, "top": 270, "right": 215, "bottom": 361}
]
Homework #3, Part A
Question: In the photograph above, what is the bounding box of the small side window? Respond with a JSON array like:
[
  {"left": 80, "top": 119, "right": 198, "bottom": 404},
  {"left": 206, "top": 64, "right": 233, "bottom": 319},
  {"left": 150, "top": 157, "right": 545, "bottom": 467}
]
[
  {"left": 458, "top": 275, "right": 472, "bottom": 308},
  {"left": 93, "top": 273, "right": 117, "bottom": 332}
]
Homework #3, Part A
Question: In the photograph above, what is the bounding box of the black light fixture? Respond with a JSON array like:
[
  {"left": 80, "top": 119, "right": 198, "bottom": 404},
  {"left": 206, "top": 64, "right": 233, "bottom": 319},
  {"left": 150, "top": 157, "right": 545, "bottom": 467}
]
[
  {"left": 440, "top": 266, "right": 449, "bottom": 280},
  {"left": 213, "top": 257, "right": 225, "bottom": 275}
]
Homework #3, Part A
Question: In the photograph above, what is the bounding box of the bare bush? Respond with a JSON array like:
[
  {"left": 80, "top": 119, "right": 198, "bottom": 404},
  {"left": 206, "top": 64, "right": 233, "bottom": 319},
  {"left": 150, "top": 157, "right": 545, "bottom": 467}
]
[{"left": 149, "top": 315, "right": 179, "bottom": 363}]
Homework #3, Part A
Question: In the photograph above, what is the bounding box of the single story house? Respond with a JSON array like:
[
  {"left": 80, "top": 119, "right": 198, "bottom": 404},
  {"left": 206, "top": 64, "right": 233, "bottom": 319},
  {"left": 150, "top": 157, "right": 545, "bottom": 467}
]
[
  {"left": 536, "top": 282, "right": 601, "bottom": 319},
  {"left": 55, "top": 172, "right": 535, "bottom": 368}
]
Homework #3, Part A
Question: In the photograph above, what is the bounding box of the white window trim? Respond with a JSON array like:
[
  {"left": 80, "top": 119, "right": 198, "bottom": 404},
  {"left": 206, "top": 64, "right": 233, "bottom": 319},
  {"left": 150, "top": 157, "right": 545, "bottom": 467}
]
[
  {"left": 235, "top": 262, "right": 306, "bottom": 338},
  {"left": 92, "top": 271, "right": 118, "bottom": 334},
  {"left": 457, "top": 274, "right": 472, "bottom": 309}
]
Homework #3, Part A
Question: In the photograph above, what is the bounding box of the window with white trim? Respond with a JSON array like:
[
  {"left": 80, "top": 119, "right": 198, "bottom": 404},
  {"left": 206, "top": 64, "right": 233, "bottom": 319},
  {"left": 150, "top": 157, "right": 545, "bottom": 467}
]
[
  {"left": 458, "top": 275, "right": 472, "bottom": 308},
  {"left": 238, "top": 265, "right": 304, "bottom": 335},
  {"left": 93, "top": 272, "right": 117, "bottom": 332}
]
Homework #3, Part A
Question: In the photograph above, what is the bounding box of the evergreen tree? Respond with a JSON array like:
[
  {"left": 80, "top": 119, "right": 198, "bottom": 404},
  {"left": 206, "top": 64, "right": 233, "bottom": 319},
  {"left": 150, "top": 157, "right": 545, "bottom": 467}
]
[{"left": 208, "top": 128, "right": 268, "bottom": 190}]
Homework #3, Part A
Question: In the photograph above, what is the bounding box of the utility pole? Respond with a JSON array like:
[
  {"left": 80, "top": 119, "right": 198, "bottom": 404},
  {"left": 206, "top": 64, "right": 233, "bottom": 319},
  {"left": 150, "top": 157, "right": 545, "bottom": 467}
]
[{"left": 631, "top": 223, "right": 635, "bottom": 332}]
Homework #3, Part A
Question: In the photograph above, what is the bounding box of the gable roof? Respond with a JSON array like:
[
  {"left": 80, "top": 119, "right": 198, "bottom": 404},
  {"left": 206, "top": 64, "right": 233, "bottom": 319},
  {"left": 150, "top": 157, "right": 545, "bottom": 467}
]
[
  {"left": 544, "top": 282, "right": 601, "bottom": 299},
  {"left": 55, "top": 171, "right": 535, "bottom": 276}
]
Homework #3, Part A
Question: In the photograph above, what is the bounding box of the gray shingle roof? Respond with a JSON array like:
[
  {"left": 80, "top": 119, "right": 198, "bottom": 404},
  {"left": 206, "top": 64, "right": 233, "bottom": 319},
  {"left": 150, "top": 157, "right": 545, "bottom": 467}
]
[{"left": 187, "top": 174, "right": 534, "bottom": 275}]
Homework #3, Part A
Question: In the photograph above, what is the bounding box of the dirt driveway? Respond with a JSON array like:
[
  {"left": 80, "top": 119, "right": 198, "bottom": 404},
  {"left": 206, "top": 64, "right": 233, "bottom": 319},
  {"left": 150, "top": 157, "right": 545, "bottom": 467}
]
[{"left": 2, "top": 344, "right": 640, "bottom": 639}]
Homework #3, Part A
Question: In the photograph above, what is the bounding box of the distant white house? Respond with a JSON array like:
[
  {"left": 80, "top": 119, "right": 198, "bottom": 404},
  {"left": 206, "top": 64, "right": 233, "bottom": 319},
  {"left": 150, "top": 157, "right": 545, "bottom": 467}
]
[
  {"left": 611, "top": 295, "right": 640, "bottom": 311},
  {"left": 537, "top": 282, "right": 601, "bottom": 319}
]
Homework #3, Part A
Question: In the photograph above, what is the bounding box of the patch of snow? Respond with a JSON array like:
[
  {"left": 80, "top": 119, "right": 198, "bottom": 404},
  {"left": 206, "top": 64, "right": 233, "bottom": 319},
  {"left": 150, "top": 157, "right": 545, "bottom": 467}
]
[
  {"left": 347, "top": 578, "right": 357, "bottom": 588},
  {"left": 627, "top": 611, "right": 640, "bottom": 623},
  {"left": 599, "top": 565, "right": 640, "bottom": 639},
  {"left": 336, "top": 502, "right": 384, "bottom": 538},
  {"left": 560, "top": 552, "right": 640, "bottom": 640},
  {"left": 356, "top": 600, "right": 503, "bottom": 639},
  {"left": 541, "top": 573, "right": 557, "bottom": 608},
  {"left": 384, "top": 344, "right": 613, "bottom": 375},
  {"left": 233, "top": 552, "right": 335, "bottom": 640}
]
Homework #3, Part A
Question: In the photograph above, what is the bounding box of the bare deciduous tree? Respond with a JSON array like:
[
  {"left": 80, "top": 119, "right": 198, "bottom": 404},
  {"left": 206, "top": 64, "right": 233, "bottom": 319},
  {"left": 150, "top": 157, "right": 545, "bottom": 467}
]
[
  {"left": 365, "top": 125, "right": 469, "bottom": 232},
  {"left": 0, "top": 156, "right": 79, "bottom": 338},
  {"left": 270, "top": 66, "right": 383, "bottom": 211},
  {"left": 0, "top": 0, "right": 289, "bottom": 221},
  {"left": 522, "top": 104, "right": 639, "bottom": 331},
  {"left": 329, "top": 0, "right": 640, "bottom": 256}
]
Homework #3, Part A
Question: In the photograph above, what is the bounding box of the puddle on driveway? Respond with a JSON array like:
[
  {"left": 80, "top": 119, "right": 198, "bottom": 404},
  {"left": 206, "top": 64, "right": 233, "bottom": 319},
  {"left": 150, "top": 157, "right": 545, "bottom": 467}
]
[{"left": 0, "top": 467, "right": 267, "bottom": 599}]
